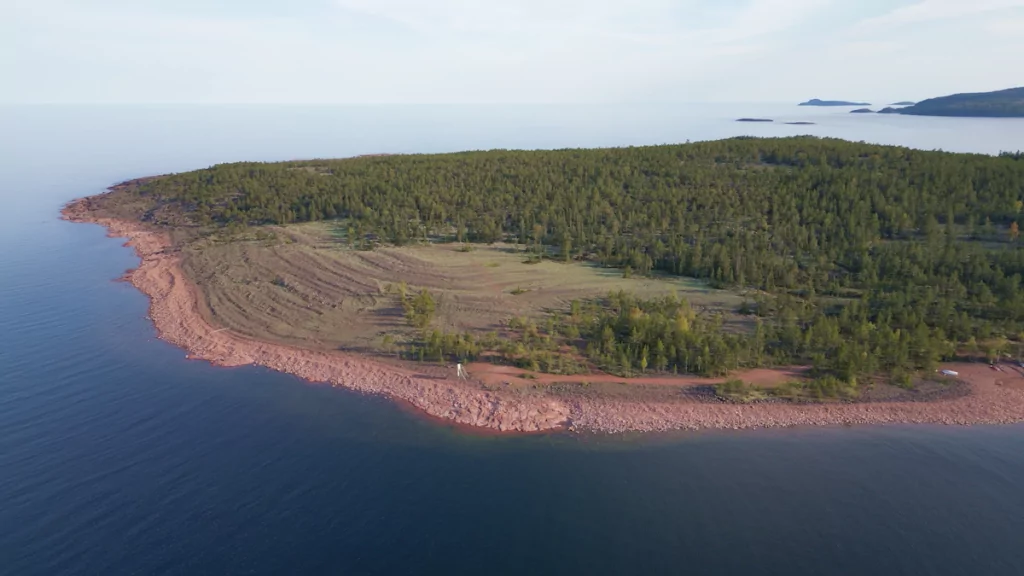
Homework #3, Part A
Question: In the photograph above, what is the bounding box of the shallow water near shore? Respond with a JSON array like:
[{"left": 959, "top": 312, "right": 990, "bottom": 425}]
[{"left": 3, "top": 104, "right": 1024, "bottom": 575}]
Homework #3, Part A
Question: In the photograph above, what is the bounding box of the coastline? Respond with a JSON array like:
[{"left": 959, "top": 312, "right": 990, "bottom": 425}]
[{"left": 62, "top": 196, "right": 1024, "bottom": 434}]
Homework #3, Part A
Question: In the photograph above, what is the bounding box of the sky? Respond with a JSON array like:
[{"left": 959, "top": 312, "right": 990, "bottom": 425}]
[{"left": 4, "top": 0, "right": 1024, "bottom": 104}]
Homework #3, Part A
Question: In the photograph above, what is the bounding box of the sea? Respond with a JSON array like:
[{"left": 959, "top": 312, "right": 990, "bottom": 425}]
[{"left": 2, "top": 104, "right": 1024, "bottom": 576}]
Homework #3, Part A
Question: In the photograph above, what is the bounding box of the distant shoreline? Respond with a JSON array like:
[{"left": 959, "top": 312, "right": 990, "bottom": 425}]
[
  {"left": 834, "top": 87, "right": 1024, "bottom": 117},
  {"left": 61, "top": 182, "right": 1024, "bottom": 434}
]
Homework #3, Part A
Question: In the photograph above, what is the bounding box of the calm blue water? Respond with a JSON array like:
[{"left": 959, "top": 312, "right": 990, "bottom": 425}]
[{"left": 2, "top": 105, "right": 1024, "bottom": 576}]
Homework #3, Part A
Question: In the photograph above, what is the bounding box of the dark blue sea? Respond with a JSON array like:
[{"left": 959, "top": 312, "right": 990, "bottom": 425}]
[{"left": 2, "top": 104, "right": 1024, "bottom": 576}]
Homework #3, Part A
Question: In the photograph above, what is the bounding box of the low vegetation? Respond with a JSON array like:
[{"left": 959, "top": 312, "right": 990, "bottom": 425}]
[
  {"left": 714, "top": 379, "right": 769, "bottom": 403},
  {"left": 715, "top": 376, "right": 860, "bottom": 403}
]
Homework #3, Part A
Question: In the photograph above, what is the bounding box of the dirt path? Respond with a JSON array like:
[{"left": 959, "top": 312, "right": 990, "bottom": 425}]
[{"left": 63, "top": 197, "right": 1024, "bottom": 434}]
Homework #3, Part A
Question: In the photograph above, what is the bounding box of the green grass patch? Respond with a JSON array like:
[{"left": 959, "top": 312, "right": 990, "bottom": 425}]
[{"left": 714, "top": 379, "right": 769, "bottom": 403}]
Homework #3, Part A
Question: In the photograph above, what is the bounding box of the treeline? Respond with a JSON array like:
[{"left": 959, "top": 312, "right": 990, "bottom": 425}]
[
  {"left": 125, "top": 137, "right": 1024, "bottom": 379},
  {"left": 513, "top": 290, "right": 959, "bottom": 381},
  {"left": 392, "top": 287, "right": 972, "bottom": 384}
]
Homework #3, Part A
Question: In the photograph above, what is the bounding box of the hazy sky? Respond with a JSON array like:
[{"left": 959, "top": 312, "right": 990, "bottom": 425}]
[{"left": 5, "top": 0, "right": 1023, "bottom": 104}]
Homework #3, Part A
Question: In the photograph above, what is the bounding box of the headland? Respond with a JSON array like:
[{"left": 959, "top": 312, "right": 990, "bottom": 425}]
[{"left": 61, "top": 137, "right": 1024, "bottom": 433}]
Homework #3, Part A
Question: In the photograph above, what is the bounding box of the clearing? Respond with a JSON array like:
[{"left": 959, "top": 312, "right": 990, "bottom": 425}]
[{"left": 181, "top": 222, "right": 746, "bottom": 353}]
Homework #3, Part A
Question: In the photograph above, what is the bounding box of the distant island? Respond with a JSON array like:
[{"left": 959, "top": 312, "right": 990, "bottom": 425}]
[
  {"left": 734, "top": 119, "right": 818, "bottom": 125},
  {"left": 788, "top": 89, "right": 1022, "bottom": 116},
  {"left": 799, "top": 99, "right": 871, "bottom": 107},
  {"left": 898, "top": 87, "right": 1024, "bottom": 117}
]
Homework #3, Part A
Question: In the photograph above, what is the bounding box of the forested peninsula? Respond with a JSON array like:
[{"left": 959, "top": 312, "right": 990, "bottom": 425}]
[
  {"left": 896, "top": 87, "right": 1024, "bottom": 117},
  {"left": 66, "top": 136, "right": 1024, "bottom": 432}
]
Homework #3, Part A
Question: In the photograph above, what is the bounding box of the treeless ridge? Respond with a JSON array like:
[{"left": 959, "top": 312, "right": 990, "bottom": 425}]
[{"left": 63, "top": 197, "right": 1024, "bottom": 434}]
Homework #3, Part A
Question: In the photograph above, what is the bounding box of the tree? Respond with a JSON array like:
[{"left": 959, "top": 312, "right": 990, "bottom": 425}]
[
  {"left": 532, "top": 224, "right": 545, "bottom": 255},
  {"left": 404, "top": 289, "right": 437, "bottom": 329},
  {"left": 561, "top": 233, "right": 572, "bottom": 262},
  {"left": 381, "top": 334, "right": 396, "bottom": 356}
]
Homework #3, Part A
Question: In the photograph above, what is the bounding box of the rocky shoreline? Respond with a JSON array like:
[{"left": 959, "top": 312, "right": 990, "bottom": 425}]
[{"left": 62, "top": 196, "right": 1024, "bottom": 434}]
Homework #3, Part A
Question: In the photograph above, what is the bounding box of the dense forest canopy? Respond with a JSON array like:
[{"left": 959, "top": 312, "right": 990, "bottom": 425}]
[
  {"left": 899, "top": 87, "right": 1024, "bottom": 118},
  {"left": 127, "top": 136, "right": 1024, "bottom": 382}
]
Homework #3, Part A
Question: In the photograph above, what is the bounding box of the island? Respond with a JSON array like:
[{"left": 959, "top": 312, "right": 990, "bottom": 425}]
[
  {"left": 891, "top": 101, "right": 916, "bottom": 106},
  {"left": 897, "top": 87, "right": 1024, "bottom": 117},
  {"left": 736, "top": 118, "right": 773, "bottom": 122},
  {"left": 785, "top": 121, "right": 816, "bottom": 125},
  {"left": 799, "top": 99, "right": 871, "bottom": 106},
  {"left": 877, "top": 107, "right": 902, "bottom": 114},
  {"left": 63, "top": 137, "right": 1024, "bottom": 433},
  {"left": 850, "top": 108, "right": 874, "bottom": 114}
]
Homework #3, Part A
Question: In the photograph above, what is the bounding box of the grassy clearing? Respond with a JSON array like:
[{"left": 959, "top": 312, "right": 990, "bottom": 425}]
[
  {"left": 714, "top": 377, "right": 860, "bottom": 403},
  {"left": 714, "top": 373, "right": 966, "bottom": 404},
  {"left": 714, "top": 379, "right": 772, "bottom": 403},
  {"left": 180, "top": 222, "right": 746, "bottom": 353}
]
